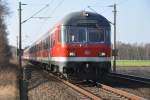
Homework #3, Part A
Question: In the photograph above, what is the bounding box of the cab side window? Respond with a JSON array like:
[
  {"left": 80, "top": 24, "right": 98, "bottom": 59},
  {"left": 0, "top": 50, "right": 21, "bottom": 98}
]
[
  {"left": 58, "top": 29, "right": 61, "bottom": 43},
  {"left": 51, "top": 33, "right": 55, "bottom": 48}
]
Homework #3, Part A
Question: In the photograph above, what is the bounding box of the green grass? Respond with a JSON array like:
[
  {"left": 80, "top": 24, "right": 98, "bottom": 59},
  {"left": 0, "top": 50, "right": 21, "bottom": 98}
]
[{"left": 114, "top": 60, "right": 150, "bottom": 67}]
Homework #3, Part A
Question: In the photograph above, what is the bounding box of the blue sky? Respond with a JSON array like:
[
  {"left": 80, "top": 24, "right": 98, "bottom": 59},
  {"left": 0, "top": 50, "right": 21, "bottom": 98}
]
[{"left": 6, "top": 0, "right": 150, "bottom": 48}]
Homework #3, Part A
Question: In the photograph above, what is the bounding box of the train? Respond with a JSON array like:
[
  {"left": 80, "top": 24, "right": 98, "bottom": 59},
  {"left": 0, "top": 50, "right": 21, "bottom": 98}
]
[{"left": 23, "top": 11, "right": 111, "bottom": 81}]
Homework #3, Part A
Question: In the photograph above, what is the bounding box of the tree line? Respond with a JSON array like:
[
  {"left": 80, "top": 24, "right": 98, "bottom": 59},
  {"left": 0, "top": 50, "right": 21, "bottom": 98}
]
[
  {"left": 117, "top": 41, "right": 150, "bottom": 60},
  {"left": 0, "top": 0, "right": 11, "bottom": 65}
]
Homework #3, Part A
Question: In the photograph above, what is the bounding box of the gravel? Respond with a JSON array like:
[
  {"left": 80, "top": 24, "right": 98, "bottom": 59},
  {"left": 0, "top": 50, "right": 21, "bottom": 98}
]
[
  {"left": 28, "top": 66, "right": 150, "bottom": 100},
  {"left": 83, "top": 86, "right": 127, "bottom": 100},
  {"left": 28, "top": 69, "right": 87, "bottom": 100}
]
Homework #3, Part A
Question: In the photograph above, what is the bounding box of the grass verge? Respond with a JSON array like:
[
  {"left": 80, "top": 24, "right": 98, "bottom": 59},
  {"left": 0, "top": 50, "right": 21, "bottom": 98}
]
[{"left": 115, "top": 60, "right": 150, "bottom": 67}]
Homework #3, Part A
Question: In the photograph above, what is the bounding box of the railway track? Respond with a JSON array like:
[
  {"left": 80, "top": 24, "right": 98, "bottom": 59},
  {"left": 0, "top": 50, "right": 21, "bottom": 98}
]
[
  {"left": 96, "top": 83, "right": 146, "bottom": 100},
  {"left": 73, "top": 80, "right": 146, "bottom": 100},
  {"left": 101, "top": 72, "right": 150, "bottom": 99},
  {"left": 26, "top": 65, "right": 148, "bottom": 100},
  {"left": 107, "top": 72, "right": 150, "bottom": 85},
  {"left": 43, "top": 71, "right": 146, "bottom": 100},
  {"left": 45, "top": 72, "right": 101, "bottom": 100}
]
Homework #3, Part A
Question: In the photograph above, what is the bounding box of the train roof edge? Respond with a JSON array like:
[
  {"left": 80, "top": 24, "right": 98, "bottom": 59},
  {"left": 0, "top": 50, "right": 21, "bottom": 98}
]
[{"left": 60, "top": 11, "right": 110, "bottom": 27}]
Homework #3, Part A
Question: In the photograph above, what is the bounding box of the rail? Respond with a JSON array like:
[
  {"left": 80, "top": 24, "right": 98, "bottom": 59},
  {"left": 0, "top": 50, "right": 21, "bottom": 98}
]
[
  {"left": 109, "top": 72, "right": 150, "bottom": 85},
  {"left": 27, "top": 65, "right": 147, "bottom": 100},
  {"left": 48, "top": 73, "right": 102, "bottom": 100},
  {"left": 96, "top": 83, "right": 146, "bottom": 100},
  {"left": 48, "top": 72, "right": 146, "bottom": 100}
]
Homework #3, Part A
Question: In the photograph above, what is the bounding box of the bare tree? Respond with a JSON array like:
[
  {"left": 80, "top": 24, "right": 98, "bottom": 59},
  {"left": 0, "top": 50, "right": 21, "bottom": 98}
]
[
  {"left": 145, "top": 43, "right": 150, "bottom": 60},
  {"left": 117, "top": 42, "right": 150, "bottom": 60},
  {"left": 0, "top": 0, "right": 11, "bottom": 65}
]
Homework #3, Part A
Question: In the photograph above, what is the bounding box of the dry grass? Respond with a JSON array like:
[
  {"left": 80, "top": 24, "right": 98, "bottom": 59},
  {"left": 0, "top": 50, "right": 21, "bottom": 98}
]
[
  {"left": 0, "top": 85, "right": 18, "bottom": 100},
  {"left": 0, "top": 62, "right": 19, "bottom": 100}
]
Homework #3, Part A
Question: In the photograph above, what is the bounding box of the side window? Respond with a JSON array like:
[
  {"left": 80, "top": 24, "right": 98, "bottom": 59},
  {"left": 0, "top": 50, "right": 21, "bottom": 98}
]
[
  {"left": 99, "top": 29, "right": 105, "bottom": 42},
  {"left": 50, "top": 36, "right": 52, "bottom": 48},
  {"left": 35, "top": 44, "right": 36, "bottom": 52},
  {"left": 37, "top": 43, "right": 40, "bottom": 51},
  {"left": 46, "top": 38, "right": 49, "bottom": 49},
  {"left": 53, "top": 39, "right": 55, "bottom": 47},
  {"left": 58, "top": 29, "right": 61, "bottom": 43},
  {"left": 48, "top": 36, "right": 50, "bottom": 48},
  {"left": 44, "top": 40, "right": 47, "bottom": 50},
  {"left": 38, "top": 44, "right": 40, "bottom": 51},
  {"left": 105, "top": 29, "right": 110, "bottom": 43},
  {"left": 40, "top": 42, "right": 42, "bottom": 51},
  {"left": 40, "top": 42, "right": 42, "bottom": 50},
  {"left": 51, "top": 33, "right": 55, "bottom": 48}
]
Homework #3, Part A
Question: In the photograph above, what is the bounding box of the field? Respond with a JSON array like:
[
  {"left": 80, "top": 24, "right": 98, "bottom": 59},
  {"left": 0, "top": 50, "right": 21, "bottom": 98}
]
[{"left": 115, "top": 60, "right": 150, "bottom": 67}]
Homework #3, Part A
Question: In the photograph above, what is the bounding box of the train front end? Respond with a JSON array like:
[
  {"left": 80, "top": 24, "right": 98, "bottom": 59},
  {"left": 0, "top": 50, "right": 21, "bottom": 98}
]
[{"left": 57, "top": 11, "right": 111, "bottom": 80}]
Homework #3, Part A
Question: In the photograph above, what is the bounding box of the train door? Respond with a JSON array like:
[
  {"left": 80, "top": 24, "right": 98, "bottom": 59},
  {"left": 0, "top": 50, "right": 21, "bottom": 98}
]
[
  {"left": 51, "top": 32, "right": 56, "bottom": 56},
  {"left": 47, "top": 36, "right": 51, "bottom": 64}
]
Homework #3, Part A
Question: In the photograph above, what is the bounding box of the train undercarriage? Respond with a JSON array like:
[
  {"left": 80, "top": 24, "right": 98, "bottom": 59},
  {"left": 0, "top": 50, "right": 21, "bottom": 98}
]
[{"left": 29, "top": 60, "right": 111, "bottom": 81}]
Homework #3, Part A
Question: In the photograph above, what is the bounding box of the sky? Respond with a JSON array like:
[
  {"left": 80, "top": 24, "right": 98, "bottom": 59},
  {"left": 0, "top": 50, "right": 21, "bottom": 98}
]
[{"left": 6, "top": 0, "right": 150, "bottom": 48}]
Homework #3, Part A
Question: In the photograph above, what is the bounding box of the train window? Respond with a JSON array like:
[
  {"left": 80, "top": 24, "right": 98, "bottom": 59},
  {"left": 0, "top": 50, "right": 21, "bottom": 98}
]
[
  {"left": 77, "top": 28, "right": 86, "bottom": 42},
  {"left": 45, "top": 40, "right": 47, "bottom": 49},
  {"left": 64, "top": 26, "right": 106, "bottom": 43},
  {"left": 33, "top": 47, "right": 34, "bottom": 52},
  {"left": 48, "top": 36, "right": 50, "bottom": 49},
  {"left": 38, "top": 43, "right": 40, "bottom": 51},
  {"left": 40, "top": 42, "right": 42, "bottom": 50},
  {"left": 45, "top": 38, "right": 49, "bottom": 49},
  {"left": 51, "top": 33, "right": 55, "bottom": 47},
  {"left": 52, "top": 39, "right": 55, "bottom": 47},
  {"left": 50, "top": 36, "right": 52, "bottom": 48},
  {"left": 36, "top": 45, "right": 37, "bottom": 51},
  {"left": 105, "top": 29, "right": 110, "bottom": 43},
  {"left": 35, "top": 45, "right": 36, "bottom": 51},
  {"left": 88, "top": 28, "right": 104, "bottom": 43},
  {"left": 58, "top": 29, "right": 61, "bottom": 43},
  {"left": 77, "top": 20, "right": 98, "bottom": 28},
  {"left": 43, "top": 41, "right": 45, "bottom": 49},
  {"left": 77, "top": 23, "right": 97, "bottom": 28},
  {"left": 40, "top": 42, "right": 42, "bottom": 51},
  {"left": 66, "top": 26, "right": 86, "bottom": 43},
  {"left": 44, "top": 40, "right": 47, "bottom": 49},
  {"left": 39, "top": 43, "right": 41, "bottom": 51}
]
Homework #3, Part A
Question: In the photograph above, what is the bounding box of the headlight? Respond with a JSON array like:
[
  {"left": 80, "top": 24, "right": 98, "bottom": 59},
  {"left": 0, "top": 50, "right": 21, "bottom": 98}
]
[
  {"left": 69, "top": 51, "right": 76, "bottom": 57},
  {"left": 98, "top": 52, "right": 106, "bottom": 57}
]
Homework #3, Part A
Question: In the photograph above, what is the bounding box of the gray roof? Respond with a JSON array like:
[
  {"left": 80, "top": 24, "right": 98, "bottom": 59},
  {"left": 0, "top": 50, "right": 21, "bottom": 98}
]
[{"left": 60, "top": 11, "right": 110, "bottom": 27}]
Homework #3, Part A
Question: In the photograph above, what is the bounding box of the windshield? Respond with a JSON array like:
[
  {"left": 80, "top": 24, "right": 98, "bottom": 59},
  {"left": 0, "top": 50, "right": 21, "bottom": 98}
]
[
  {"left": 66, "top": 27, "right": 86, "bottom": 43},
  {"left": 64, "top": 26, "right": 109, "bottom": 43},
  {"left": 88, "top": 28, "right": 104, "bottom": 42}
]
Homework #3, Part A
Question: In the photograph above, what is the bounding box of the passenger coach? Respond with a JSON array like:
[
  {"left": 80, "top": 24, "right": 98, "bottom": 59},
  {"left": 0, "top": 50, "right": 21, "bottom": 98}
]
[{"left": 23, "top": 11, "right": 111, "bottom": 81}]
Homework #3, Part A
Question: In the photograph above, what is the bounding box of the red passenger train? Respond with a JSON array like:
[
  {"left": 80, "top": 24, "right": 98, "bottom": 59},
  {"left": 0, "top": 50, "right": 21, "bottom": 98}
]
[{"left": 23, "top": 11, "right": 111, "bottom": 81}]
